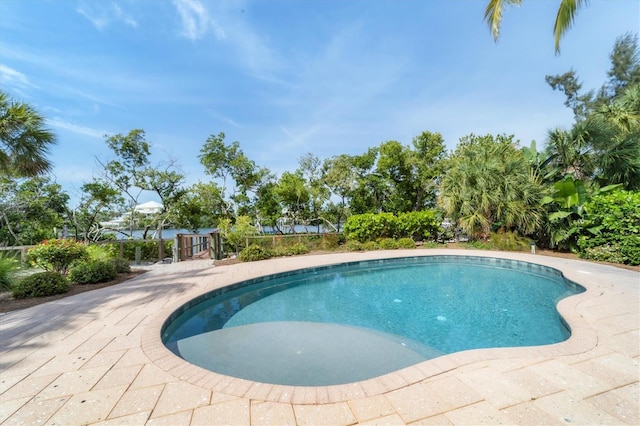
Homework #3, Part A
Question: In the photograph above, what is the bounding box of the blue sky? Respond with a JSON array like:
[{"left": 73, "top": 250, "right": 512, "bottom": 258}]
[{"left": 1, "top": 0, "right": 638, "bottom": 206}]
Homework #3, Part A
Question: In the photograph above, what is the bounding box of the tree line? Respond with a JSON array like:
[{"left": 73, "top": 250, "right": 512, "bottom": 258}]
[{"left": 1, "top": 34, "right": 638, "bottom": 263}]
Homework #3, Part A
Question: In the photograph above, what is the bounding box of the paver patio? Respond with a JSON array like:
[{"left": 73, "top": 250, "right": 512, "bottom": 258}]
[{"left": 1, "top": 249, "right": 638, "bottom": 425}]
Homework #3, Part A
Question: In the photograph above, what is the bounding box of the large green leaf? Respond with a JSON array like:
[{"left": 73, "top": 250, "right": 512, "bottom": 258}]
[{"left": 549, "top": 211, "right": 573, "bottom": 221}]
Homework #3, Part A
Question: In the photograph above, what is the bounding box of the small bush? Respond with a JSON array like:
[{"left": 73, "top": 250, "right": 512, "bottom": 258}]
[
  {"left": 489, "top": 231, "right": 531, "bottom": 251},
  {"left": 361, "top": 241, "right": 379, "bottom": 251},
  {"left": 69, "top": 260, "right": 117, "bottom": 284},
  {"left": 378, "top": 238, "right": 399, "bottom": 250},
  {"left": 273, "top": 243, "right": 310, "bottom": 257},
  {"left": 86, "top": 244, "right": 113, "bottom": 261},
  {"left": 397, "top": 238, "right": 416, "bottom": 249},
  {"left": 27, "top": 239, "right": 88, "bottom": 275},
  {"left": 109, "top": 257, "right": 131, "bottom": 273},
  {"left": 320, "top": 233, "right": 343, "bottom": 250},
  {"left": 620, "top": 236, "right": 640, "bottom": 265},
  {"left": 12, "top": 271, "right": 69, "bottom": 299},
  {"left": 462, "top": 240, "right": 492, "bottom": 250},
  {"left": 580, "top": 244, "right": 626, "bottom": 264},
  {"left": 344, "top": 240, "right": 363, "bottom": 251},
  {"left": 239, "top": 244, "right": 273, "bottom": 262},
  {"left": 420, "top": 241, "right": 442, "bottom": 248},
  {"left": 0, "top": 254, "right": 20, "bottom": 292}
]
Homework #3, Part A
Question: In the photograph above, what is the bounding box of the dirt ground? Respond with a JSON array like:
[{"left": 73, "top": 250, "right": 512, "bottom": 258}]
[{"left": 0, "top": 250, "right": 636, "bottom": 314}]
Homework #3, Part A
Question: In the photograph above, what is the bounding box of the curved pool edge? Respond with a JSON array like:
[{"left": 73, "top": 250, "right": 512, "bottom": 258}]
[{"left": 140, "top": 249, "right": 618, "bottom": 404}]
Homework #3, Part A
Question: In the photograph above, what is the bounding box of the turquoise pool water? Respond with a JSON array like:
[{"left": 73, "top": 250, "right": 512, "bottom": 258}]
[{"left": 162, "top": 256, "right": 584, "bottom": 385}]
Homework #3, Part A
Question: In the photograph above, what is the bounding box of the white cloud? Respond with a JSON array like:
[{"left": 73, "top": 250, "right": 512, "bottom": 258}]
[
  {"left": 173, "top": 0, "right": 225, "bottom": 41},
  {"left": 76, "top": 1, "right": 138, "bottom": 31},
  {"left": 207, "top": 110, "right": 241, "bottom": 128},
  {"left": 171, "top": 0, "right": 279, "bottom": 78},
  {"left": 0, "top": 64, "right": 38, "bottom": 89},
  {"left": 47, "top": 118, "right": 108, "bottom": 139},
  {"left": 112, "top": 3, "right": 138, "bottom": 28}
]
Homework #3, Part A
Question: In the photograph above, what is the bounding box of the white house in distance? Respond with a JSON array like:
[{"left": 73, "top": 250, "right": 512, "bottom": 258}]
[
  {"left": 135, "top": 201, "right": 164, "bottom": 216},
  {"left": 100, "top": 201, "right": 164, "bottom": 229}
]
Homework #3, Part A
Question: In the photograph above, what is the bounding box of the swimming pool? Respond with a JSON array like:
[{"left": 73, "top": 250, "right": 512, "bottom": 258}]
[{"left": 162, "top": 256, "right": 584, "bottom": 386}]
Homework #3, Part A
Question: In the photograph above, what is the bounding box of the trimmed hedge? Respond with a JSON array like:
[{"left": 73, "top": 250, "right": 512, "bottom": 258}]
[
  {"left": 343, "top": 211, "right": 440, "bottom": 242},
  {"left": 12, "top": 271, "right": 69, "bottom": 299}
]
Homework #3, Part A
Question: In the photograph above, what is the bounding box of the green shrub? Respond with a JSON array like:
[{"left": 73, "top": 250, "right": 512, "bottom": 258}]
[
  {"left": 273, "top": 243, "right": 310, "bottom": 257},
  {"left": 580, "top": 244, "right": 627, "bottom": 264},
  {"left": 344, "top": 211, "right": 441, "bottom": 242},
  {"left": 320, "top": 233, "right": 344, "bottom": 250},
  {"left": 12, "top": 271, "right": 69, "bottom": 299},
  {"left": 378, "top": 238, "right": 399, "bottom": 250},
  {"left": 397, "top": 238, "right": 416, "bottom": 249},
  {"left": 462, "top": 240, "right": 492, "bottom": 250},
  {"left": 344, "top": 240, "right": 363, "bottom": 251},
  {"left": 69, "top": 260, "right": 117, "bottom": 284},
  {"left": 361, "top": 241, "right": 379, "bottom": 251},
  {"left": 288, "top": 243, "right": 309, "bottom": 255},
  {"left": 577, "top": 190, "right": 640, "bottom": 265},
  {"left": 489, "top": 231, "right": 531, "bottom": 251},
  {"left": 0, "top": 254, "right": 20, "bottom": 292},
  {"left": 620, "top": 236, "right": 640, "bottom": 265},
  {"left": 397, "top": 211, "right": 441, "bottom": 241},
  {"left": 86, "top": 244, "right": 113, "bottom": 261},
  {"left": 27, "top": 239, "right": 89, "bottom": 275},
  {"left": 420, "top": 241, "right": 443, "bottom": 248},
  {"left": 109, "top": 257, "right": 131, "bottom": 273},
  {"left": 239, "top": 244, "right": 273, "bottom": 262},
  {"left": 103, "top": 240, "right": 173, "bottom": 262},
  {"left": 343, "top": 213, "right": 398, "bottom": 242}
]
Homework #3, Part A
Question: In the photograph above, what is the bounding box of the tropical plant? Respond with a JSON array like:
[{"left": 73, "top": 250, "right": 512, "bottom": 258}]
[
  {"left": 0, "top": 91, "right": 56, "bottom": 177},
  {"left": 541, "top": 175, "right": 621, "bottom": 250},
  {"left": 27, "top": 239, "right": 89, "bottom": 275},
  {"left": 484, "top": 0, "right": 587, "bottom": 53},
  {"left": 439, "top": 134, "right": 545, "bottom": 239}
]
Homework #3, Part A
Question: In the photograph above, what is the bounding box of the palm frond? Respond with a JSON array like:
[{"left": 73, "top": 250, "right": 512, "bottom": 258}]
[
  {"left": 484, "top": 0, "right": 521, "bottom": 41},
  {"left": 554, "top": 0, "right": 587, "bottom": 53}
]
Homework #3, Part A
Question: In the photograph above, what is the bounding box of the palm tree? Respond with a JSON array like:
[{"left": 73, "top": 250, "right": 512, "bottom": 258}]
[
  {"left": 484, "top": 0, "right": 587, "bottom": 53},
  {"left": 439, "top": 134, "right": 545, "bottom": 239},
  {"left": 0, "top": 91, "right": 56, "bottom": 177},
  {"left": 589, "top": 84, "right": 640, "bottom": 189}
]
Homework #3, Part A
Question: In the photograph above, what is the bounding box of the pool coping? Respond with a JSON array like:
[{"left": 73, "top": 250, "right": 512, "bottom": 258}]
[{"left": 141, "top": 250, "right": 604, "bottom": 405}]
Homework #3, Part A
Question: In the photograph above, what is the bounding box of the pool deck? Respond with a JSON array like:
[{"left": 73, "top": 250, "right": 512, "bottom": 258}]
[{"left": 0, "top": 249, "right": 638, "bottom": 425}]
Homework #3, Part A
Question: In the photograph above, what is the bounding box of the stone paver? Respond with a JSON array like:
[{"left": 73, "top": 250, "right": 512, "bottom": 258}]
[{"left": 0, "top": 250, "right": 638, "bottom": 425}]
